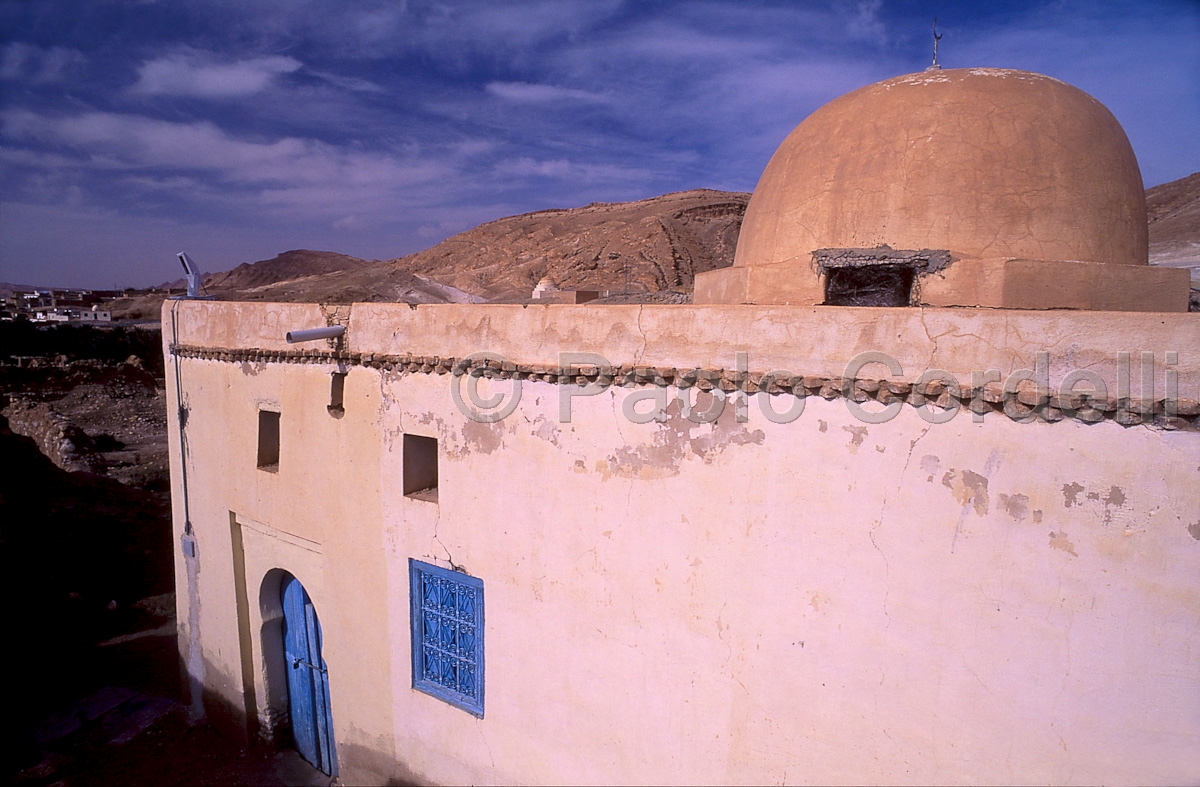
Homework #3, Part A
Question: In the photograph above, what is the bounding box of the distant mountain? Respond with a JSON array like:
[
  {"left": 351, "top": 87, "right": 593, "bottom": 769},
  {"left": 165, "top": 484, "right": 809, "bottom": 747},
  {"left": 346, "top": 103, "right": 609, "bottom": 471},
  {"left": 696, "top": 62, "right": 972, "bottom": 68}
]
[
  {"left": 160, "top": 189, "right": 749, "bottom": 306},
  {"left": 1147, "top": 172, "right": 1200, "bottom": 264},
  {"left": 0, "top": 283, "right": 37, "bottom": 297},
  {"left": 203, "top": 249, "right": 376, "bottom": 290},
  {"left": 386, "top": 188, "right": 749, "bottom": 301}
]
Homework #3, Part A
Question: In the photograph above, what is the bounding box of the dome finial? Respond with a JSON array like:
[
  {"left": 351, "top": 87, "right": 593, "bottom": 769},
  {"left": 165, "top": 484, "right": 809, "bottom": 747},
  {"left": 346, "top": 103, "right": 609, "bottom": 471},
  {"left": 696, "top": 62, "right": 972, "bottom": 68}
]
[{"left": 926, "top": 17, "right": 943, "bottom": 71}]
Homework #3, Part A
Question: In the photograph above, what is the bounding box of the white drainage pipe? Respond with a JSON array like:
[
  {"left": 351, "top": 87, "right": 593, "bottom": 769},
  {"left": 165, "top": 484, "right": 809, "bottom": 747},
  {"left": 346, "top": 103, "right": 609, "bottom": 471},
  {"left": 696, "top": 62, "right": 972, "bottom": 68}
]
[{"left": 286, "top": 325, "right": 346, "bottom": 343}]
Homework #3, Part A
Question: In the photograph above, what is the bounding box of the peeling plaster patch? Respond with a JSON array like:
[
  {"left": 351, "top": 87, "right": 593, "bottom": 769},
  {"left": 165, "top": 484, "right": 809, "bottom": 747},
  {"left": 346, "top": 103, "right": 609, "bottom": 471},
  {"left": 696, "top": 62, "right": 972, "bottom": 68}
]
[
  {"left": 1032, "top": 509, "right": 1043, "bottom": 524},
  {"left": 875, "top": 445, "right": 885, "bottom": 453},
  {"left": 604, "top": 399, "right": 764, "bottom": 479},
  {"left": 1062, "top": 482, "right": 1085, "bottom": 508},
  {"left": 818, "top": 420, "right": 827, "bottom": 433},
  {"left": 920, "top": 454, "right": 940, "bottom": 481},
  {"left": 573, "top": 459, "right": 586, "bottom": 472},
  {"left": 843, "top": 425, "right": 868, "bottom": 452},
  {"left": 689, "top": 404, "right": 765, "bottom": 460},
  {"left": 531, "top": 414, "right": 560, "bottom": 446},
  {"left": 1189, "top": 521, "right": 1200, "bottom": 541},
  {"left": 382, "top": 426, "right": 403, "bottom": 453},
  {"left": 998, "top": 493, "right": 1029, "bottom": 522},
  {"left": 460, "top": 419, "right": 502, "bottom": 455},
  {"left": 239, "top": 361, "right": 265, "bottom": 376},
  {"left": 893, "top": 72, "right": 953, "bottom": 86},
  {"left": 1099, "top": 485, "right": 1128, "bottom": 526},
  {"left": 943, "top": 469, "right": 990, "bottom": 516},
  {"left": 1049, "top": 531, "right": 1078, "bottom": 556}
]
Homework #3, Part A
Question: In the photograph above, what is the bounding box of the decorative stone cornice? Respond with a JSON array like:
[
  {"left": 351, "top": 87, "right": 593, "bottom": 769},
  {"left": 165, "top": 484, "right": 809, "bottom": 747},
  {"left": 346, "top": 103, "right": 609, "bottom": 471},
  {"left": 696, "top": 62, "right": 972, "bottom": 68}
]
[{"left": 168, "top": 343, "right": 1200, "bottom": 430}]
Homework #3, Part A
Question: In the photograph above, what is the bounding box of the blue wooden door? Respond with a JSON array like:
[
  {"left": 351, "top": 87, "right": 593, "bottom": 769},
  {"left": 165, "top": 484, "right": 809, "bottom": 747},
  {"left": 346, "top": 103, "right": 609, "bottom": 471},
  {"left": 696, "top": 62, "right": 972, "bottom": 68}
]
[{"left": 282, "top": 576, "right": 337, "bottom": 776}]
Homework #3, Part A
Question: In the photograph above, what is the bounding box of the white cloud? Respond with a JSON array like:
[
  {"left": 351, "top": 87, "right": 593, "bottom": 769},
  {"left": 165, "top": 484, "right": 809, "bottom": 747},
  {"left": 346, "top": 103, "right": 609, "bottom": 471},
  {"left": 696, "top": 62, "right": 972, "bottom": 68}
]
[
  {"left": 845, "top": 0, "right": 886, "bottom": 43},
  {"left": 485, "top": 81, "right": 608, "bottom": 104},
  {"left": 131, "top": 51, "right": 302, "bottom": 97},
  {"left": 0, "top": 108, "right": 457, "bottom": 222}
]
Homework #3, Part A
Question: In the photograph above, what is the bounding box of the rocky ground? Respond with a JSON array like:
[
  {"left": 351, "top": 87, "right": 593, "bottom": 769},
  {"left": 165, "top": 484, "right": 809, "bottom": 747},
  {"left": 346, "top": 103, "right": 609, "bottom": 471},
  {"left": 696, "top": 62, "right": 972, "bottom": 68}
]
[
  {"left": 0, "top": 322, "right": 169, "bottom": 491},
  {"left": 1, "top": 322, "right": 330, "bottom": 786},
  {"left": 3, "top": 359, "right": 168, "bottom": 488}
]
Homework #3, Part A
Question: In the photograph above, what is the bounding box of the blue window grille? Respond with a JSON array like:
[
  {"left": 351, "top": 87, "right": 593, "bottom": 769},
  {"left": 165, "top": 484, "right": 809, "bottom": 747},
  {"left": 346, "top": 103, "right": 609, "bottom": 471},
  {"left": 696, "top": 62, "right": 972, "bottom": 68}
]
[{"left": 409, "top": 559, "right": 484, "bottom": 717}]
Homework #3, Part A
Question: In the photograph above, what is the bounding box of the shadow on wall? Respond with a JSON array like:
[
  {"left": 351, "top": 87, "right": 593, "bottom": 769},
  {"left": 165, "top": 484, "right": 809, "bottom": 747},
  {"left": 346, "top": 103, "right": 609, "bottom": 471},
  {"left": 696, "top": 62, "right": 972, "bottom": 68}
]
[{"left": 258, "top": 568, "right": 292, "bottom": 746}]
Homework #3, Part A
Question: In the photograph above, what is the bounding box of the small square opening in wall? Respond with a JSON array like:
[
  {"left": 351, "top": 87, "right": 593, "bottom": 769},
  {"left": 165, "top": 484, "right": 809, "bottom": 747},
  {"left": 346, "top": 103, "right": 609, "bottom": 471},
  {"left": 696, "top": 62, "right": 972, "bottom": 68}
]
[
  {"left": 328, "top": 372, "right": 346, "bottom": 416},
  {"left": 824, "top": 264, "right": 916, "bottom": 306},
  {"left": 403, "top": 434, "right": 438, "bottom": 501},
  {"left": 257, "top": 410, "right": 280, "bottom": 470}
]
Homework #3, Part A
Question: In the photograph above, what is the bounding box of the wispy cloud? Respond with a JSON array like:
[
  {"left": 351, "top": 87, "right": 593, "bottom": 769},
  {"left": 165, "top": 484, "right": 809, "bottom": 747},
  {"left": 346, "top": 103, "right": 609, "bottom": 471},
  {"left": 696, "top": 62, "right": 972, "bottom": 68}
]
[
  {"left": 485, "top": 81, "right": 609, "bottom": 104},
  {"left": 131, "top": 50, "right": 302, "bottom": 98},
  {"left": 308, "top": 70, "right": 387, "bottom": 94},
  {"left": 0, "top": 107, "right": 463, "bottom": 235},
  {"left": 0, "top": 42, "right": 86, "bottom": 83}
]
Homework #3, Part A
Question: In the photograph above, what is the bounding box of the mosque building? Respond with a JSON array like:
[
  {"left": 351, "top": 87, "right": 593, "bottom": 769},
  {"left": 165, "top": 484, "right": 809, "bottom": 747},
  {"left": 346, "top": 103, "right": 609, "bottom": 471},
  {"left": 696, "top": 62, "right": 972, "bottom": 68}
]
[
  {"left": 695, "top": 67, "right": 1184, "bottom": 310},
  {"left": 165, "top": 68, "right": 1197, "bottom": 784}
]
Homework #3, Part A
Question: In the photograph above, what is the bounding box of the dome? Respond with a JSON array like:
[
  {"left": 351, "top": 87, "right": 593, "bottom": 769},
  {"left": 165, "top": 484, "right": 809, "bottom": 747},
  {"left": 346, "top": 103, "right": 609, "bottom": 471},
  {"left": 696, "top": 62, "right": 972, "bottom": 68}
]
[{"left": 734, "top": 68, "right": 1149, "bottom": 269}]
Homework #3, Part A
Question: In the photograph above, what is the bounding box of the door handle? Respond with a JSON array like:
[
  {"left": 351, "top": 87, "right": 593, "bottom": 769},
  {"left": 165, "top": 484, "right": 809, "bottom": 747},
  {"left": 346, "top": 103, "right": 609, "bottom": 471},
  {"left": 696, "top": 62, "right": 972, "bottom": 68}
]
[{"left": 292, "top": 657, "right": 328, "bottom": 674}]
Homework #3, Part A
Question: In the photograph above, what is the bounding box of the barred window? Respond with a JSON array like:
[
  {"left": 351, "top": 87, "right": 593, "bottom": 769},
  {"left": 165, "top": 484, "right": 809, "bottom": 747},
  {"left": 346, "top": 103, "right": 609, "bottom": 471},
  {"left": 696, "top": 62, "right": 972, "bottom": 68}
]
[{"left": 409, "top": 559, "right": 484, "bottom": 716}]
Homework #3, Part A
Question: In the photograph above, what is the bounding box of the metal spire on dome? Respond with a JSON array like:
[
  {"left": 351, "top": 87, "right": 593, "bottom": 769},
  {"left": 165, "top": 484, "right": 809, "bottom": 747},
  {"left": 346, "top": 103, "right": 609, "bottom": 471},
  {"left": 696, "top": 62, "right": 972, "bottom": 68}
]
[{"left": 926, "top": 18, "right": 943, "bottom": 71}]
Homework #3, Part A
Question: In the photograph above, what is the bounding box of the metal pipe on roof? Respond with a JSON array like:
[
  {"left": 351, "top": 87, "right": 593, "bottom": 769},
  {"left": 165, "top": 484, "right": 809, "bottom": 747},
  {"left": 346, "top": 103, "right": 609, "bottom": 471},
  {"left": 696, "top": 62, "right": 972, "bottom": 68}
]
[{"left": 286, "top": 325, "right": 346, "bottom": 343}]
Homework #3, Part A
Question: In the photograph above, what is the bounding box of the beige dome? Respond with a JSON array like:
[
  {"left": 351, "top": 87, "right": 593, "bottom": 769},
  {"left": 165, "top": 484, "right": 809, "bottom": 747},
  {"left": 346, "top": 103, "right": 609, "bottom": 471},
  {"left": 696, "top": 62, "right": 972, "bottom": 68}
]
[{"left": 734, "top": 68, "right": 1149, "bottom": 268}]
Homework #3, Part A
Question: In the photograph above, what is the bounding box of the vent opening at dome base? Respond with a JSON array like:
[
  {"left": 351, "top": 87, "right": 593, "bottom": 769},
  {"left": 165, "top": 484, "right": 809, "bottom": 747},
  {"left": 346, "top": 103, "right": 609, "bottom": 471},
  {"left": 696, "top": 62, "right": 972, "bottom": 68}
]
[
  {"left": 815, "top": 247, "right": 949, "bottom": 307},
  {"left": 824, "top": 265, "right": 916, "bottom": 307}
]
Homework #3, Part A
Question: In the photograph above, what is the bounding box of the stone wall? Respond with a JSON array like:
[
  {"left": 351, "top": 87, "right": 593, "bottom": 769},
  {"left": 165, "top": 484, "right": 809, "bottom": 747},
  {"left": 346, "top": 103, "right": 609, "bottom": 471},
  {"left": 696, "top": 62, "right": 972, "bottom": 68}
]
[{"left": 3, "top": 399, "right": 105, "bottom": 474}]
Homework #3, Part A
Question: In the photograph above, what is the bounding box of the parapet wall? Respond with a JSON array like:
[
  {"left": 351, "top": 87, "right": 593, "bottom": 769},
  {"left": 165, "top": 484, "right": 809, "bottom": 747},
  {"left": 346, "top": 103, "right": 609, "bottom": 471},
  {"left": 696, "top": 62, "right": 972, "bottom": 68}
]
[{"left": 166, "top": 301, "right": 1200, "bottom": 429}]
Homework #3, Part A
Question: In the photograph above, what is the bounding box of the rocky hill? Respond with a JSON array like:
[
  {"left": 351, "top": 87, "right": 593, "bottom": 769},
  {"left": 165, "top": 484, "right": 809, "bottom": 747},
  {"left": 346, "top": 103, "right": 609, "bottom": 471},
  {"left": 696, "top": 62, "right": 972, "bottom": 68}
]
[
  {"left": 103, "top": 174, "right": 1199, "bottom": 312},
  {"left": 202, "top": 188, "right": 749, "bottom": 304},
  {"left": 385, "top": 188, "right": 749, "bottom": 301},
  {"left": 1147, "top": 171, "right": 1200, "bottom": 308},
  {"left": 203, "top": 249, "right": 375, "bottom": 290},
  {"left": 1148, "top": 172, "right": 1200, "bottom": 264}
]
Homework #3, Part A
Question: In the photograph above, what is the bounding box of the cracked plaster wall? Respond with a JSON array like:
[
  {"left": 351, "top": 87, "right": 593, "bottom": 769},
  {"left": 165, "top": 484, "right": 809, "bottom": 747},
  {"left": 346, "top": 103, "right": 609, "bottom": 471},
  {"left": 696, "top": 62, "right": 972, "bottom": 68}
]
[
  {"left": 165, "top": 300, "right": 1199, "bottom": 785},
  {"left": 378, "top": 372, "right": 1199, "bottom": 785}
]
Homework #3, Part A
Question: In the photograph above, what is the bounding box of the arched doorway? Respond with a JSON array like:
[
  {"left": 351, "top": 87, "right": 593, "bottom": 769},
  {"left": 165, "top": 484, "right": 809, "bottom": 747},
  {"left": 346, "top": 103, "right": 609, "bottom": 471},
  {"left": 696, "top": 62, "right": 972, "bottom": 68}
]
[{"left": 281, "top": 575, "right": 337, "bottom": 776}]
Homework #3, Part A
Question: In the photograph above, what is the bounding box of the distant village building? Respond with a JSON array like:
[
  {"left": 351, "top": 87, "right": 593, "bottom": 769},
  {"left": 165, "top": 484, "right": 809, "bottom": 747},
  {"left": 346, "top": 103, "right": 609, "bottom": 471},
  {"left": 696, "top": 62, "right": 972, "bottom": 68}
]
[
  {"left": 7, "top": 289, "right": 117, "bottom": 322},
  {"left": 530, "top": 274, "right": 558, "bottom": 299},
  {"left": 75, "top": 305, "right": 112, "bottom": 323},
  {"left": 167, "top": 69, "right": 1197, "bottom": 784},
  {"left": 531, "top": 274, "right": 601, "bottom": 304},
  {"left": 33, "top": 308, "right": 71, "bottom": 323}
]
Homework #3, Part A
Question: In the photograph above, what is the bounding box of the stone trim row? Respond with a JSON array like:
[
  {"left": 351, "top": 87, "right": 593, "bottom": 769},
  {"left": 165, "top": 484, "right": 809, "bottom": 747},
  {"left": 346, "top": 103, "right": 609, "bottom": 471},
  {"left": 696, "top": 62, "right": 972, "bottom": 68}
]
[{"left": 169, "top": 343, "right": 1200, "bottom": 431}]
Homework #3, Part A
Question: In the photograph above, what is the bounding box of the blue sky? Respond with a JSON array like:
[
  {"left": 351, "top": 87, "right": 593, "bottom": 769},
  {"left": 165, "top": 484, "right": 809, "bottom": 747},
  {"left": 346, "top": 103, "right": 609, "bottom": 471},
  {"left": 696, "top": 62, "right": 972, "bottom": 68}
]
[{"left": 1, "top": 0, "right": 1197, "bottom": 288}]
